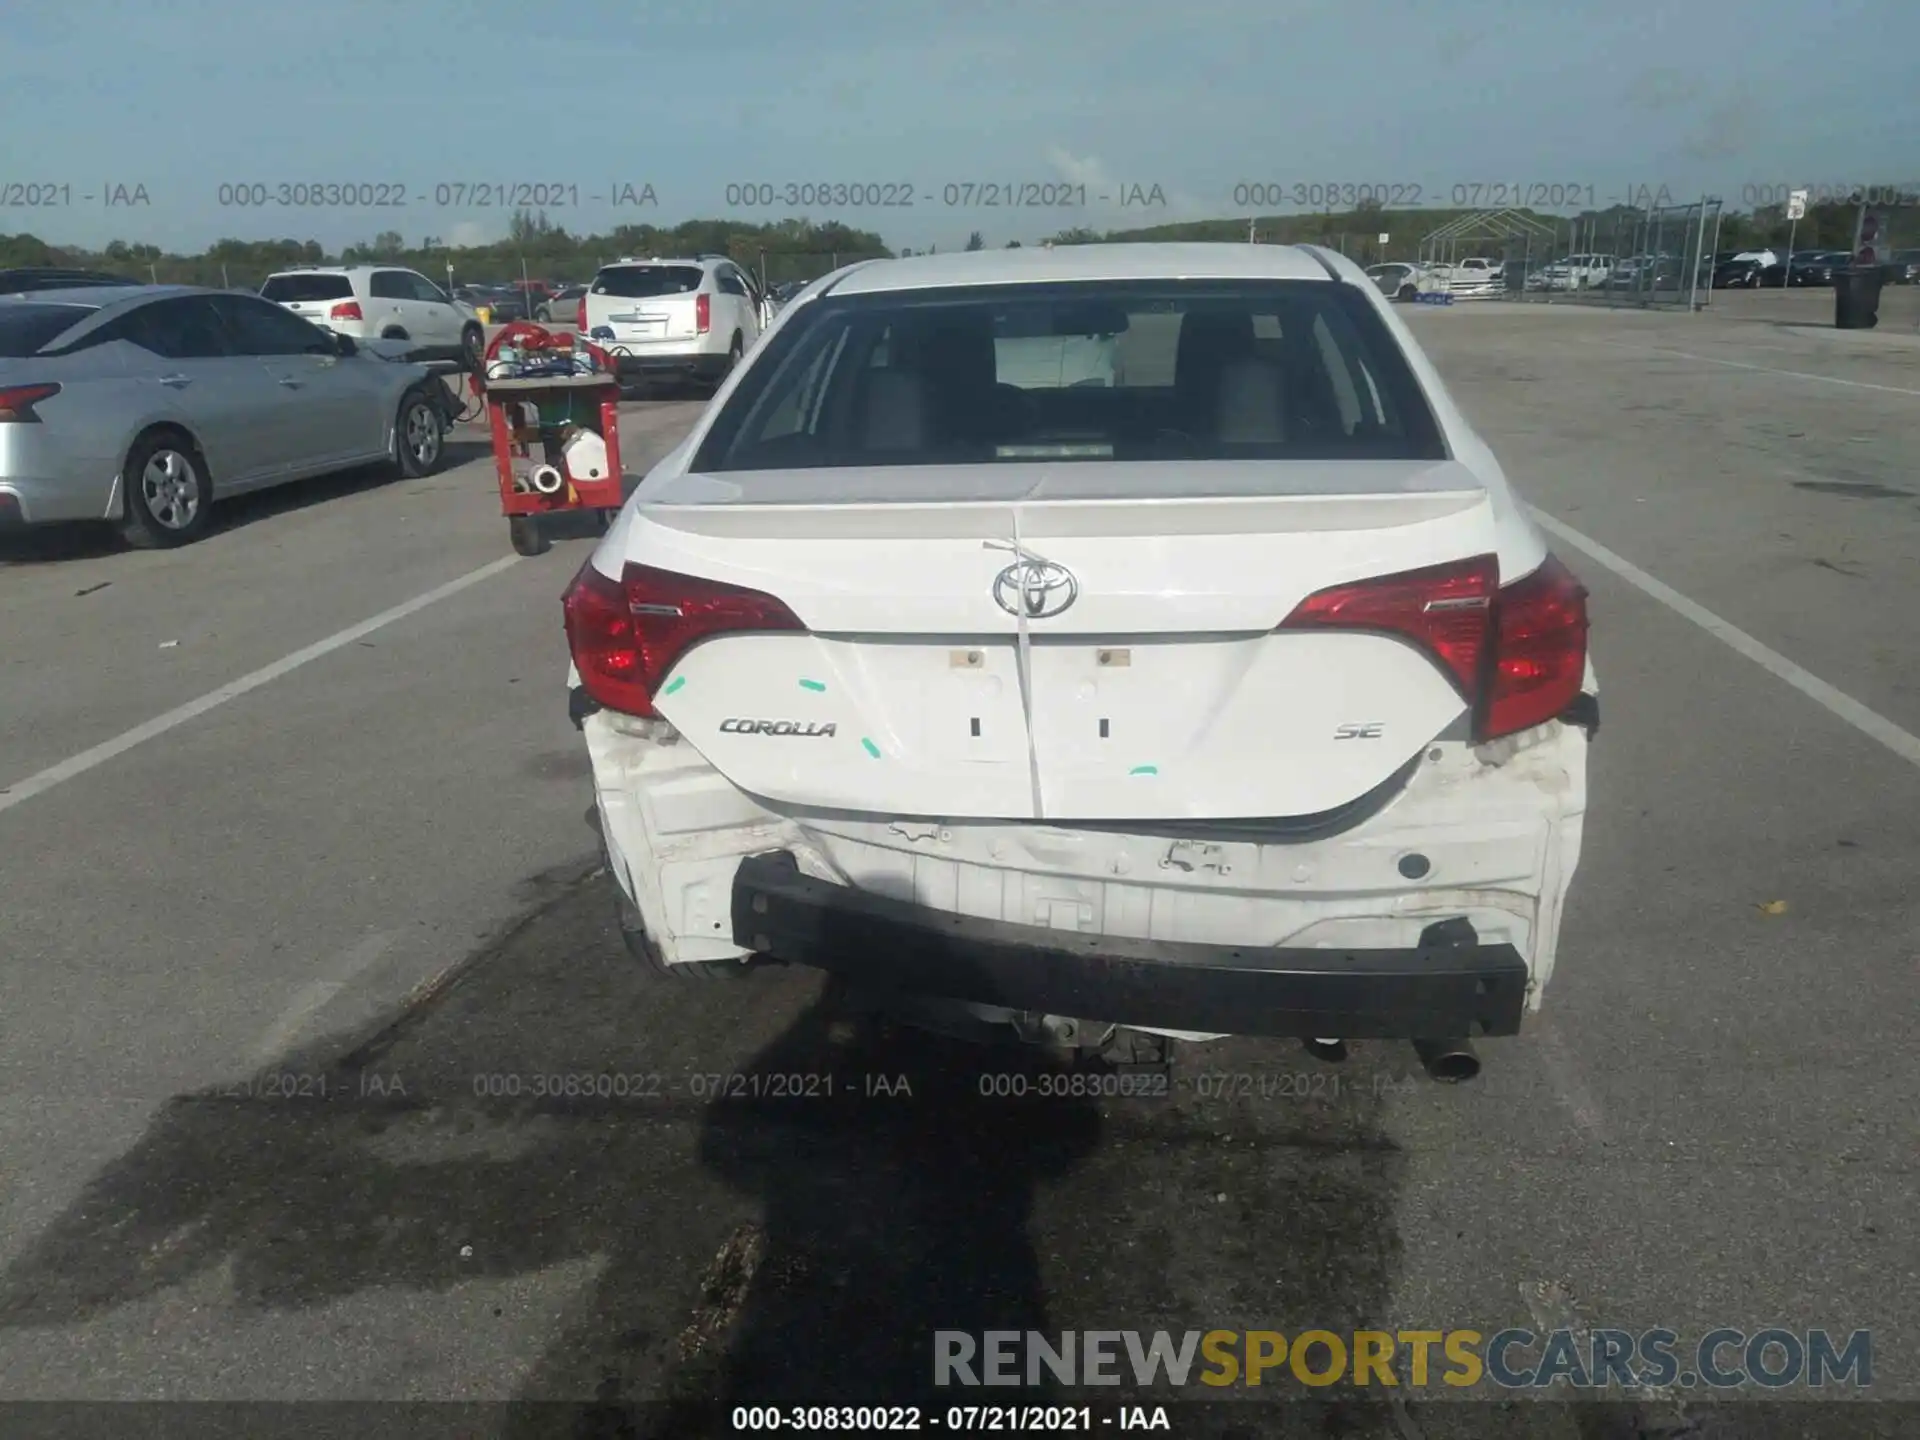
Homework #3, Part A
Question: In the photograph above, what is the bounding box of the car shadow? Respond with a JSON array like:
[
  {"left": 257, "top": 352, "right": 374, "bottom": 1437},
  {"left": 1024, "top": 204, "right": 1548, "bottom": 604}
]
[
  {"left": 0, "top": 859, "right": 1458, "bottom": 1440},
  {"left": 0, "top": 440, "right": 495, "bottom": 564}
]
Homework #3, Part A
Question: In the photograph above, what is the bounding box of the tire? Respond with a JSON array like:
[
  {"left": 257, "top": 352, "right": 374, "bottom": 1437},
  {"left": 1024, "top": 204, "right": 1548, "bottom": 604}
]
[
  {"left": 508, "top": 514, "right": 550, "bottom": 556},
  {"left": 1397, "top": 283, "right": 1417, "bottom": 301},
  {"left": 702, "top": 334, "right": 744, "bottom": 397},
  {"left": 459, "top": 323, "right": 484, "bottom": 374},
  {"left": 118, "top": 430, "right": 212, "bottom": 548},
  {"left": 389, "top": 388, "right": 446, "bottom": 479},
  {"left": 382, "top": 327, "right": 409, "bottom": 342}
]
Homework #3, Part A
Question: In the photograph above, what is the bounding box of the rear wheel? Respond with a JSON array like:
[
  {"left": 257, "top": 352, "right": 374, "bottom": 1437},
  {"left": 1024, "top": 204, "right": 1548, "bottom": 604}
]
[
  {"left": 460, "top": 323, "right": 484, "bottom": 374},
  {"left": 119, "top": 431, "right": 212, "bottom": 548},
  {"left": 707, "top": 333, "right": 743, "bottom": 394},
  {"left": 1397, "top": 283, "right": 1417, "bottom": 301},
  {"left": 389, "top": 388, "right": 445, "bottom": 478}
]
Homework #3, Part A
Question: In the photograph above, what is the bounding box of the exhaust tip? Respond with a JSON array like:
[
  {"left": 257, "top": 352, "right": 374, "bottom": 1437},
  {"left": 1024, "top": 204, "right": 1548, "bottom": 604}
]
[
  {"left": 1412, "top": 1037, "right": 1481, "bottom": 1084},
  {"left": 1303, "top": 1037, "right": 1348, "bottom": 1063}
]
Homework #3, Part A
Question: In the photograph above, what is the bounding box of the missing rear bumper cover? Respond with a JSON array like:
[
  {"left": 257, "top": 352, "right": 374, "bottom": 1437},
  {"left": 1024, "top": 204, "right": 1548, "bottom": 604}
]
[{"left": 730, "top": 849, "right": 1528, "bottom": 1039}]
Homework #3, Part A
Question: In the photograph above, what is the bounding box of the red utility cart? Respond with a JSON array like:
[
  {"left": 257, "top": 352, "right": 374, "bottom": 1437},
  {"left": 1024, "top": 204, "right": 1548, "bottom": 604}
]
[{"left": 475, "top": 322, "right": 626, "bottom": 556}]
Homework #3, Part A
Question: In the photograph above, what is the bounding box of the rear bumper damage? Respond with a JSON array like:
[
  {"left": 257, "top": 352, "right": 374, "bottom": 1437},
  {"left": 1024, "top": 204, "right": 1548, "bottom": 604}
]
[
  {"left": 733, "top": 849, "right": 1529, "bottom": 1038},
  {"left": 580, "top": 690, "right": 1592, "bottom": 1043}
]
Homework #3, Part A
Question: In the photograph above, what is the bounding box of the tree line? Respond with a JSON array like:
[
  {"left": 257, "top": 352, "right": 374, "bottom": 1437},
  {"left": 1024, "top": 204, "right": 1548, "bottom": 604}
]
[{"left": 2, "top": 193, "right": 1895, "bottom": 290}]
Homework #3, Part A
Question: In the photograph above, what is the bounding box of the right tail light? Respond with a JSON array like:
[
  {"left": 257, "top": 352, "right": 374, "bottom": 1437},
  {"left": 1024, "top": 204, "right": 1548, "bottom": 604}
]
[
  {"left": 329, "top": 301, "right": 363, "bottom": 321},
  {"left": 1279, "top": 553, "right": 1589, "bottom": 743},
  {"left": 577, "top": 295, "right": 588, "bottom": 330},
  {"left": 694, "top": 293, "right": 711, "bottom": 334},
  {"left": 1481, "top": 555, "right": 1590, "bottom": 739}
]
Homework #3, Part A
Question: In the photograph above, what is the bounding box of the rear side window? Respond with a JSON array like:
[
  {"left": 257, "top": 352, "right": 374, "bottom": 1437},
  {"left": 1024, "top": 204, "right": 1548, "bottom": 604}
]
[
  {"left": 0, "top": 303, "right": 94, "bottom": 356},
  {"left": 592, "top": 265, "right": 704, "bottom": 298},
  {"left": 261, "top": 273, "right": 355, "bottom": 302},
  {"left": 695, "top": 279, "right": 1445, "bottom": 473},
  {"left": 212, "top": 294, "right": 336, "bottom": 356},
  {"left": 90, "top": 297, "right": 233, "bottom": 360}
]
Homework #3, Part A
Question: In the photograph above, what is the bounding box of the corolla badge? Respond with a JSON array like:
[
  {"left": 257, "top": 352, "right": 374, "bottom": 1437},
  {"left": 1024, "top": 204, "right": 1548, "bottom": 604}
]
[{"left": 992, "top": 559, "right": 1079, "bottom": 619}]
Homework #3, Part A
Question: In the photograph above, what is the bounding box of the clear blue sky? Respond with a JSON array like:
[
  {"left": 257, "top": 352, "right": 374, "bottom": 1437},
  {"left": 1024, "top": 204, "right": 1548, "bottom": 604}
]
[{"left": 5, "top": 0, "right": 1916, "bottom": 255}]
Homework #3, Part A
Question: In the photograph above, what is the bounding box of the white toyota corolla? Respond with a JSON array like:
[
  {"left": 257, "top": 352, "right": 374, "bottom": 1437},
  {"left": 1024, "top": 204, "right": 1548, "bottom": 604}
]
[{"left": 563, "top": 243, "right": 1596, "bottom": 1080}]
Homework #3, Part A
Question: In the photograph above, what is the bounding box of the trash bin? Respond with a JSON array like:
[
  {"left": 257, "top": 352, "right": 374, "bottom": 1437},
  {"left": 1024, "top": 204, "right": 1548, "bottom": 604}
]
[{"left": 1834, "top": 267, "right": 1883, "bottom": 329}]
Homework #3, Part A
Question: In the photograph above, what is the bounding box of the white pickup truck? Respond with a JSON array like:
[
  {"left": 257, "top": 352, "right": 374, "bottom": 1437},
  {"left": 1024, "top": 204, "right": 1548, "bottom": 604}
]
[
  {"left": 1526, "top": 254, "right": 1616, "bottom": 292},
  {"left": 1446, "top": 256, "right": 1505, "bottom": 296}
]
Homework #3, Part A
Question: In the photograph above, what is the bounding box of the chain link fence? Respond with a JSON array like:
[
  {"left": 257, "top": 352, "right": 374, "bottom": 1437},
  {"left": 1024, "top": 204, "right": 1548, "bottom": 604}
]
[
  {"left": 753, "top": 249, "right": 891, "bottom": 290},
  {"left": 1504, "top": 198, "right": 1725, "bottom": 308}
]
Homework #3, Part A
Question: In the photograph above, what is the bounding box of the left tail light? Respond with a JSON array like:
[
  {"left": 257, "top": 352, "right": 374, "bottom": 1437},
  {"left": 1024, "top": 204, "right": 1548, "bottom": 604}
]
[
  {"left": 563, "top": 560, "right": 805, "bottom": 719},
  {"left": 695, "top": 293, "right": 711, "bottom": 334},
  {"left": 0, "top": 383, "right": 60, "bottom": 423}
]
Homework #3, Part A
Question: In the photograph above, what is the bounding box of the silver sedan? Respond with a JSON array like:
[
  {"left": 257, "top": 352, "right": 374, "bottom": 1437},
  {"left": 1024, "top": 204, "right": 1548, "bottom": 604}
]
[{"left": 0, "top": 285, "right": 453, "bottom": 547}]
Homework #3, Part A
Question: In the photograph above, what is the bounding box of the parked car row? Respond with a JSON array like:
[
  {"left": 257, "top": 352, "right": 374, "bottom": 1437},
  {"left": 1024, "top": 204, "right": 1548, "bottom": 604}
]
[{"left": 1, "top": 270, "right": 455, "bottom": 546}]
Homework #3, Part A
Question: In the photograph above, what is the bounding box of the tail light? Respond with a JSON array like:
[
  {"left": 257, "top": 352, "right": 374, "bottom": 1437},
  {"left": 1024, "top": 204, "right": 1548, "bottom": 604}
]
[
  {"left": 1279, "top": 553, "right": 1588, "bottom": 742},
  {"left": 329, "top": 301, "right": 363, "bottom": 321},
  {"left": 577, "top": 295, "right": 588, "bottom": 330},
  {"left": 695, "top": 293, "right": 711, "bottom": 334},
  {"left": 1482, "top": 555, "right": 1589, "bottom": 739},
  {"left": 563, "top": 560, "right": 805, "bottom": 718},
  {"left": 0, "top": 383, "right": 61, "bottom": 423}
]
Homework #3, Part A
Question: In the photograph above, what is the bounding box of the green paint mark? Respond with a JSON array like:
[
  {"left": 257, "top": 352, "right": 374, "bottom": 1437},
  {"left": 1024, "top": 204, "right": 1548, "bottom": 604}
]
[
  {"left": 798, "top": 678, "right": 827, "bottom": 692},
  {"left": 1128, "top": 764, "right": 1158, "bottom": 776},
  {"left": 662, "top": 676, "right": 686, "bottom": 695},
  {"left": 861, "top": 737, "right": 882, "bottom": 758}
]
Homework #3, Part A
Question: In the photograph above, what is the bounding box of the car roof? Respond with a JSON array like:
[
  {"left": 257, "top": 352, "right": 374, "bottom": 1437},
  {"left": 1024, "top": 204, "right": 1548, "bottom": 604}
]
[
  {"left": 4, "top": 283, "right": 204, "bottom": 306},
  {"left": 266, "top": 264, "right": 411, "bottom": 276},
  {"left": 601, "top": 256, "right": 723, "bottom": 268},
  {"left": 826, "top": 243, "right": 1334, "bottom": 296}
]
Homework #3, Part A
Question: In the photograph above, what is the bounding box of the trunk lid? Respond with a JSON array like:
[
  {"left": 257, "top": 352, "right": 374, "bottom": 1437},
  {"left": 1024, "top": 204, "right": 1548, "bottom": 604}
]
[{"left": 636, "top": 460, "right": 1500, "bottom": 822}]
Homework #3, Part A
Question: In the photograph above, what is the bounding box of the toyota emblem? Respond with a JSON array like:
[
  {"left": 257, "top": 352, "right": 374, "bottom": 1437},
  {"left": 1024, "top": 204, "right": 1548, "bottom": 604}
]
[{"left": 992, "top": 559, "right": 1078, "bottom": 619}]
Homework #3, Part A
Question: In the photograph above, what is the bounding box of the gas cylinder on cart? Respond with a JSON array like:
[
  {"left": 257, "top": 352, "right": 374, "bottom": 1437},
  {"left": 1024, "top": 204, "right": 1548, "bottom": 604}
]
[{"left": 562, "top": 430, "right": 610, "bottom": 483}]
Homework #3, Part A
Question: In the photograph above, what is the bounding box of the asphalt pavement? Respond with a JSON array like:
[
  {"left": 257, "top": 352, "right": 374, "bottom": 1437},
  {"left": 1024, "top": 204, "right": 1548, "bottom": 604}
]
[{"left": 0, "top": 291, "right": 1916, "bottom": 1439}]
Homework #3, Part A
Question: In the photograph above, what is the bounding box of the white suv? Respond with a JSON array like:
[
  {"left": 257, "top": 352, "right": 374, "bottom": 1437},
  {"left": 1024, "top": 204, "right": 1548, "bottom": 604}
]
[
  {"left": 261, "top": 265, "right": 483, "bottom": 371},
  {"left": 562, "top": 244, "right": 1598, "bottom": 1080},
  {"left": 579, "top": 256, "right": 766, "bottom": 392}
]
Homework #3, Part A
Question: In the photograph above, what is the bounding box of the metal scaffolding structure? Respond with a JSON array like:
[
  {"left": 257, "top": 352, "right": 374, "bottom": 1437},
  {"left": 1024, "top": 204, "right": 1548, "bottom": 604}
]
[{"left": 1419, "top": 209, "right": 1559, "bottom": 288}]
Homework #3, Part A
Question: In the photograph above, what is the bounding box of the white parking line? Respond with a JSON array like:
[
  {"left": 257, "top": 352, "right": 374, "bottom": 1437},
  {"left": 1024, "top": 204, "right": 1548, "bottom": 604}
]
[
  {"left": 1605, "top": 343, "right": 1920, "bottom": 397},
  {"left": 1531, "top": 508, "right": 1920, "bottom": 769},
  {"left": 0, "top": 555, "right": 522, "bottom": 817},
  {"left": 251, "top": 930, "right": 397, "bottom": 1063}
]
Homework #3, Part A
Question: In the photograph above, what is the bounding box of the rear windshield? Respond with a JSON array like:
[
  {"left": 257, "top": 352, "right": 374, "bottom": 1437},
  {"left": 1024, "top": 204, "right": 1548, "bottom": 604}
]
[
  {"left": 592, "top": 265, "right": 704, "bottom": 299},
  {"left": 0, "top": 303, "right": 95, "bottom": 356},
  {"left": 694, "top": 279, "right": 1445, "bottom": 473},
  {"left": 260, "top": 273, "right": 355, "bottom": 302}
]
